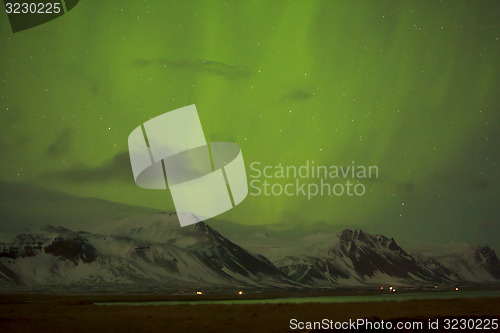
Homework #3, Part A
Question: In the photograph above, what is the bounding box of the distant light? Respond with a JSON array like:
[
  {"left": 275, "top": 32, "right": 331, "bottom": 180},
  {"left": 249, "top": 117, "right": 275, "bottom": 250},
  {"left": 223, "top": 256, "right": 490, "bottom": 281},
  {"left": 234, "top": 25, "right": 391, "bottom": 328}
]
[
  {"left": 435, "top": 286, "right": 438, "bottom": 289},
  {"left": 392, "top": 289, "right": 396, "bottom": 292},
  {"left": 238, "top": 291, "right": 243, "bottom": 295},
  {"left": 455, "top": 287, "right": 459, "bottom": 291},
  {"left": 380, "top": 287, "right": 384, "bottom": 290},
  {"left": 196, "top": 291, "right": 203, "bottom": 295},
  {"left": 389, "top": 286, "right": 393, "bottom": 290}
]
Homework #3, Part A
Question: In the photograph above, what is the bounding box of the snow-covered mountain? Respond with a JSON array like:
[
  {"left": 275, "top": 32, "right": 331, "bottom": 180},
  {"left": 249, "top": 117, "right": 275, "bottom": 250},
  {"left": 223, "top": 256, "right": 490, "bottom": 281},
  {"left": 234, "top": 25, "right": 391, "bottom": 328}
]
[
  {"left": 0, "top": 212, "right": 297, "bottom": 292},
  {"left": 274, "top": 229, "right": 454, "bottom": 287},
  {"left": 272, "top": 229, "right": 500, "bottom": 288},
  {"left": 0, "top": 214, "right": 499, "bottom": 292},
  {"left": 425, "top": 244, "right": 500, "bottom": 284}
]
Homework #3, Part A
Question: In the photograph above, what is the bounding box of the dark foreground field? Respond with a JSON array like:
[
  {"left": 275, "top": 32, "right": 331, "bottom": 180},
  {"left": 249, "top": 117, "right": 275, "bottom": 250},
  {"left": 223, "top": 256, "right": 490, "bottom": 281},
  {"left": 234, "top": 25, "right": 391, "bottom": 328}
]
[{"left": 0, "top": 294, "right": 499, "bottom": 332}]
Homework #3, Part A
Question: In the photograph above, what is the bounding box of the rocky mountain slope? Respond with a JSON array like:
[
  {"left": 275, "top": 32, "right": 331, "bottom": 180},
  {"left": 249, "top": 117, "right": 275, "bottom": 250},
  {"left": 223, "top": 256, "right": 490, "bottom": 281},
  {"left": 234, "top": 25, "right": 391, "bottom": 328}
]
[{"left": 1, "top": 213, "right": 499, "bottom": 292}]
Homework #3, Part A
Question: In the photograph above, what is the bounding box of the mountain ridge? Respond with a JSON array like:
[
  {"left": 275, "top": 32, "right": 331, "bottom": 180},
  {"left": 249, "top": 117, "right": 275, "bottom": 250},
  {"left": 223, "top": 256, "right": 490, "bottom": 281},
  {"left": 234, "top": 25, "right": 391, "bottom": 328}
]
[{"left": 1, "top": 215, "right": 498, "bottom": 292}]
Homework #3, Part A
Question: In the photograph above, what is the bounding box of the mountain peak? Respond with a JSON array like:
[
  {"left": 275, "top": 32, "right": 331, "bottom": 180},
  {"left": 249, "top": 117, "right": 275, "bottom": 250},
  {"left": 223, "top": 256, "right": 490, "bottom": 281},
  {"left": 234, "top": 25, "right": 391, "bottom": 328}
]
[
  {"left": 194, "top": 221, "right": 209, "bottom": 232},
  {"left": 193, "top": 221, "right": 228, "bottom": 246},
  {"left": 337, "top": 228, "right": 406, "bottom": 254},
  {"left": 338, "top": 228, "right": 367, "bottom": 241},
  {"left": 473, "top": 244, "right": 495, "bottom": 256}
]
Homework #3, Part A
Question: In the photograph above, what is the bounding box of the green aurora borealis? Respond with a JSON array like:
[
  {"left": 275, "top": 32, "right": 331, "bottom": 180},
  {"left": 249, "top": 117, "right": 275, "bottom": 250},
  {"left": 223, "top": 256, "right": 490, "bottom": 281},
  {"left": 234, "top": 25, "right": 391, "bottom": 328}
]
[{"left": 0, "top": 1, "right": 499, "bottom": 248}]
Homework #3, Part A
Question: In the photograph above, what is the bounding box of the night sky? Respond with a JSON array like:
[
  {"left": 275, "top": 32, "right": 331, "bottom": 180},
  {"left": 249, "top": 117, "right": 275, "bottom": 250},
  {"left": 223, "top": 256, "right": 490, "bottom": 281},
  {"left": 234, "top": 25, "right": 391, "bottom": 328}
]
[{"left": 0, "top": 1, "right": 499, "bottom": 248}]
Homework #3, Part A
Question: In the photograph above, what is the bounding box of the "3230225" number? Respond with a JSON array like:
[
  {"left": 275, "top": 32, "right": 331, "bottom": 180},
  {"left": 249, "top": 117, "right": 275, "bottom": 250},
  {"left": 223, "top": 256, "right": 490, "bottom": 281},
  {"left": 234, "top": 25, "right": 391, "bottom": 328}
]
[{"left": 5, "top": 2, "right": 62, "bottom": 14}]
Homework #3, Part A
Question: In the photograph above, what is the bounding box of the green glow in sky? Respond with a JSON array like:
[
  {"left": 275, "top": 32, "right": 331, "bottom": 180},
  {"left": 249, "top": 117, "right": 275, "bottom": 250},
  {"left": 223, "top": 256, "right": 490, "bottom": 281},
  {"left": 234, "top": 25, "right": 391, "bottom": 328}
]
[{"left": 0, "top": 1, "right": 499, "bottom": 247}]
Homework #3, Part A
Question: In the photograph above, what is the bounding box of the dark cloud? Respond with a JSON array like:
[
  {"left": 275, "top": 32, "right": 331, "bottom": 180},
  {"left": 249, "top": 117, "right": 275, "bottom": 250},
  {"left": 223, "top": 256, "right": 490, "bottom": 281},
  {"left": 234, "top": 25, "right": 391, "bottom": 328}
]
[
  {"left": 133, "top": 59, "right": 151, "bottom": 67},
  {"left": 46, "top": 128, "right": 73, "bottom": 157},
  {"left": 278, "top": 88, "right": 315, "bottom": 103},
  {"left": 477, "top": 219, "right": 498, "bottom": 231},
  {"left": 44, "top": 152, "right": 133, "bottom": 183},
  {"left": 393, "top": 181, "right": 415, "bottom": 194},
  {"left": 132, "top": 58, "right": 251, "bottom": 80},
  {"left": 0, "top": 180, "right": 155, "bottom": 237},
  {"left": 430, "top": 170, "right": 491, "bottom": 191},
  {"left": 64, "top": 64, "right": 106, "bottom": 95},
  {"left": 468, "top": 178, "right": 490, "bottom": 191}
]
